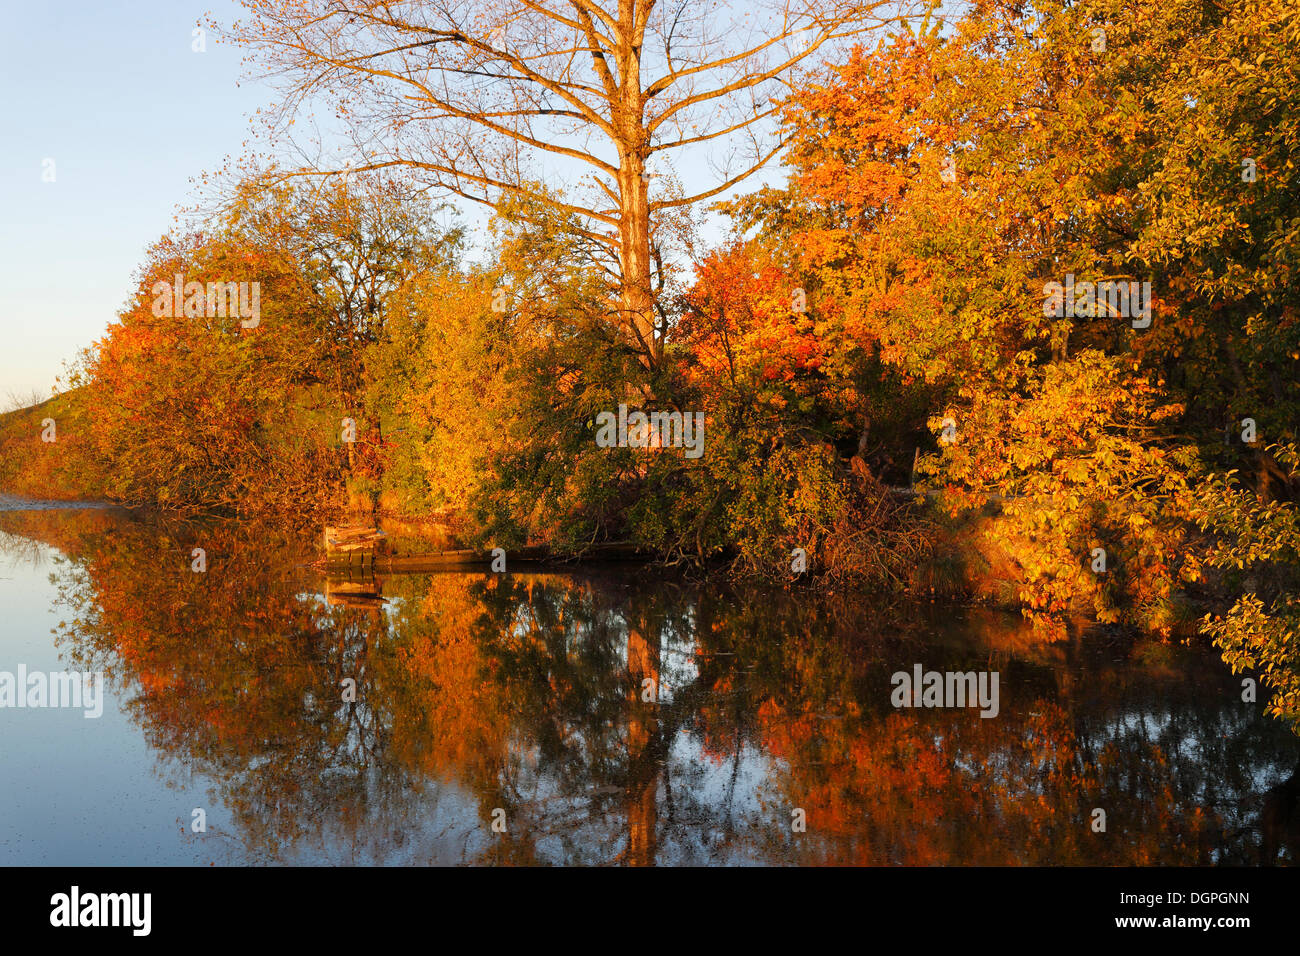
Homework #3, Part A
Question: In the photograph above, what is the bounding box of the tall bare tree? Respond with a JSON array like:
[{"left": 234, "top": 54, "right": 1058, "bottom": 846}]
[{"left": 223, "top": 0, "right": 912, "bottom": 367}]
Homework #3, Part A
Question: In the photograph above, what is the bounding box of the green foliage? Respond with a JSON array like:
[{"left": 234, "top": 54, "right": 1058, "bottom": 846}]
[{"left": 1190, "top": 444, "right": 1300, "bottom": 728}]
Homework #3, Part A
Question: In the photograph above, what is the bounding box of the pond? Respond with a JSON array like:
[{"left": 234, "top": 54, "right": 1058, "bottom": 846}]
[{"left": 1, "top": 502, "right": 1297, "bottom": 865}]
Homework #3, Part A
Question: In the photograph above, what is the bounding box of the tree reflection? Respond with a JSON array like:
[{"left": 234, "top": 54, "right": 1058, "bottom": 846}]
[{"left": 4, "top": 507, "right": 1297, "bottom": 865}]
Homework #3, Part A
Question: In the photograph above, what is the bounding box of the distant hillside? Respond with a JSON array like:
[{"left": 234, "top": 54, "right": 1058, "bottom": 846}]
[{"left": 0, "top": 388, "right": 106, "bottom": 501}]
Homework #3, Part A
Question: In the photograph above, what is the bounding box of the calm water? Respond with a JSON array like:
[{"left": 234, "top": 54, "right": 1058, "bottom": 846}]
[{"left": 1, "top": 503, "right": 1297, "bottom": 865}]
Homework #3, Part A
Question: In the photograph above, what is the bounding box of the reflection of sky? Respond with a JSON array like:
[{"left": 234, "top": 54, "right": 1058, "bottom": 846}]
[
  {"left": 0, "top": 539, "right": 242, "bottom": 865},
  {"left": 499, "top": 733, "right": 782, "bottom": 866}
]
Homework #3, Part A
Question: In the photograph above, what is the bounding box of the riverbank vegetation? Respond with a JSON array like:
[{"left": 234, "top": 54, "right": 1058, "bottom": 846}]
[{"left": 1, "top": 0, "right": 1297, "bottom": 716}]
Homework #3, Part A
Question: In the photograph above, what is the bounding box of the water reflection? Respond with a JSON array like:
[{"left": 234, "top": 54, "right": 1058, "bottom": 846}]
[{"left": 2, "top": 507, "right": 1298, "bottom": 865}]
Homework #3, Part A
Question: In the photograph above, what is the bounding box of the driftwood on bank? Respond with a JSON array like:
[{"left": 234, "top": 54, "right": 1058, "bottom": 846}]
[{"left": 324, "top": 525, "right": 385, "bottom": 552}]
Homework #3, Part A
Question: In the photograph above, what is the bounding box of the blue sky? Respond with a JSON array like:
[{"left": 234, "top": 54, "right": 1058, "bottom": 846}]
[
  {"left": 0, "top": 1, "right": 270, "bottom": 403},
  {"left": 0, "top": 0, "right": 916, "bottom": 406}
]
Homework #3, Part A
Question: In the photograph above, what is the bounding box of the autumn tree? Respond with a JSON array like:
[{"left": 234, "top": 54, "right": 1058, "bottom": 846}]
[
  {"left": 70, "top": 230, "right": 338, "bottom": 514},
  {"left": 224, "top": 172, "right": 461, "bottom": 508},
  {"left": 221, "top": 0, "right": 918, "bottom": 368}
]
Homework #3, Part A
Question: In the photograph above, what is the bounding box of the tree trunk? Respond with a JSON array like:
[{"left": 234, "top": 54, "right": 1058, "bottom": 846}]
[
  {"left": 624, "top": 618, "right": 661, "bottom": 866},
  {"left": 616, "top": 30, "right": 659, "bottom": 370},
  {"left": 618, "top": 171, "right": 658, "bottom": 367}
]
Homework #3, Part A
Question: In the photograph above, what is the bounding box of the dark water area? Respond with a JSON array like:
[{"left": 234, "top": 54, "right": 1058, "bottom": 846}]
[{"left": 1, "top": 503, "right": 1297, "bottom": 865}]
